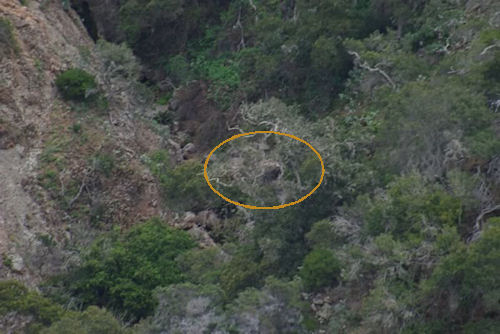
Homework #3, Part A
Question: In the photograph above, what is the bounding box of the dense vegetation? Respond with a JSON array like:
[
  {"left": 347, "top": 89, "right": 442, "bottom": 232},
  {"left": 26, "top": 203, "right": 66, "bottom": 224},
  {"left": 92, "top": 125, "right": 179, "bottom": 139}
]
[
  {"left": 3, "top": 0, "right": 499, "bottom": 333},
  {"left": 53, "top": 219, "right": 195, "bottom": 321}
]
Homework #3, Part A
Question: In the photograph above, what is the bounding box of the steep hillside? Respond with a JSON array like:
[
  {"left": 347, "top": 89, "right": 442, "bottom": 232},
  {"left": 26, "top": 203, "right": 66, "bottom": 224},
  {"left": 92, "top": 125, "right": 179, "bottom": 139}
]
[
  {"left": 1, "top": 0, "right": 499, "bottom": 333},
  {"left": 0, "top": 0, "right": 166, "bottom": 287}
]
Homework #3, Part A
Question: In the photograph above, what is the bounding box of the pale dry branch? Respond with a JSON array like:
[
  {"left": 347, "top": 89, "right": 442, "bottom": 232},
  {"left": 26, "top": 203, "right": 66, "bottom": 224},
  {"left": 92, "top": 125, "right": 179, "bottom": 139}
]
[
  {"left": 480, "top": 43, "right": 499, "bottom": 56},
  {"left": 348, "top": 50, "right": 396, "bottom": 89},
  {"left": 227, "top": 124, "right": 245, "bottom": 134},
  {"left": 234, "top": 7, "right": 246, "bottom": 51},
  {"left": 468, "top": 204, "right": 500, "bottom": 242},
  {"left": 68, "top": 166, "right": 94, "bottom": 209},
  {"left": 68, "top": 177, "right": 87, "bottom": 208},
  {"left": 248, "top": 0, "right": 257, "bottom": 11}
]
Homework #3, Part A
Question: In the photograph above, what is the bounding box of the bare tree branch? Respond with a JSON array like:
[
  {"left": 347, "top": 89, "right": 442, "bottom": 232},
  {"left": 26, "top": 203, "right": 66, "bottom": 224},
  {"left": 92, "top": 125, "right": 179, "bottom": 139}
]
[
  {"left": 248, "top": 0, "right": 257, "bottom": 11},
  {"left": 227, "top": 123, "right": 245, "bottom": 134},
  {"left": 480, "top": 44, "right": 499, "bottom": 56},
  {"left": 68, "top": 178, "right": 87, "bottom": 209},
  {"left": 468, "top": 204, "right": 500, "bottom": 242},
  {"left": 348, "top": 50, "right": 396, "bottom": 89},
  {"left": 234, "top": 7, "right": 246, "bottom": 51}
]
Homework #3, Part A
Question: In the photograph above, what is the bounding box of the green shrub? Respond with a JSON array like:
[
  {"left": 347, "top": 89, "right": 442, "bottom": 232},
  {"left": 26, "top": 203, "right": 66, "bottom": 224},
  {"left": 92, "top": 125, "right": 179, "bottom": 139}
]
[
  {"left": 153, "top": 109, "right": 174, "bottom": 125},
  {"left": 0, "top": 280, "right": 64, "bottom": 328},
  {"left": 219, "top": 253, "right": 260, "bottom": 299},
  {"left": 300, "top": 248, "right": 342, "bottom": 291},
  {"left": 55, "top": 68, "right": 97, "bottom": 101},
  {"left": 64, "top": 218, "right": 195, "bottom": 321},
  {"left": 374, "top": 80, "right": 497, "bottom": 174},
  {"left": 306, "top": 219, "right": 342, "bottom": 249},
  {"left": 482, "top": 51, "right": 500, "bottom": 85},
  {"left": 2, "top": 253, "right": 13, "bottom": 269},
  {"left": 463, "top": 319, "right": 500, "bottom": 334},
  {"left": 164, "top": 54, "right": 192, "bottom": 85},
  {"left": 420, "top": 218, "right": 500, "bottom": 328},
  {"left": 148, "top": 150, "right": 219, "bottom": 212},
  {"left": 361, "top": 174, "right": 463, "bottom": 239},
  {"left": 40, "top": 306, "right": 129, "bottom": 334},
  {"left": 91, "top": 153, "right": 115, "bottom": 177},
  {"left": 96, "top": 39, "right": 140, "bottom": 79},
  {"left": 176, "top": 247, "right": 225, "bottom": 285}
]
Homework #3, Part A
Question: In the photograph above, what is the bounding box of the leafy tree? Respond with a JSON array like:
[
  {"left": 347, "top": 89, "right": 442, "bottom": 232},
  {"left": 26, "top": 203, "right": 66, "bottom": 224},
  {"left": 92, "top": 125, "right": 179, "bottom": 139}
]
[
  {"left": 65, "top": 219, "right": 195, "bottom": 321},
  {"left": 0, "top": 280, "right": 64, "bottom": 332},
  {"left": 300, "top": 248, "right": 342, "bottom": 291},
  {"left": 374, "top": 79, "right": 498, "bottom": 175},
  {"left": 219, "top": 250, "right": 261, "bottom": 299},
  {"left": 360, "top": 174, "right": 463, "bottom": 239},
  {"left": 306, "top": 219, "right": 343, "bottom": 249},
  {"left": 419, "top": 217, "right": 500, "bottom": 329}
]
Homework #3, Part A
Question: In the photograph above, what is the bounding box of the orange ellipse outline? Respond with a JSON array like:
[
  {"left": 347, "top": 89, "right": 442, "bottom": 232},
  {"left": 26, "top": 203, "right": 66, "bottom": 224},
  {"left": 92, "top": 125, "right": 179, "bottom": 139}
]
[{"left": 203, "top": 130, "right": 325, "bottom": 210}]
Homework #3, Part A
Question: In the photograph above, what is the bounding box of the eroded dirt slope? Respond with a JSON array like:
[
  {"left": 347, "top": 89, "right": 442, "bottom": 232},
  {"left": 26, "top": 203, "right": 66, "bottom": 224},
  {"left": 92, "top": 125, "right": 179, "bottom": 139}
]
[{"left": 0, "top": 0, "right": 164, "bottom": 285}]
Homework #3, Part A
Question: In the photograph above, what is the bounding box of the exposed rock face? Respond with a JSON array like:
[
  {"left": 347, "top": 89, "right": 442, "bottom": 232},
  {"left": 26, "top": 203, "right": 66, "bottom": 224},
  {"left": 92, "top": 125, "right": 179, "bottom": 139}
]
[{"left": 175, "top": 210, "right": 219, "bottom": 248}]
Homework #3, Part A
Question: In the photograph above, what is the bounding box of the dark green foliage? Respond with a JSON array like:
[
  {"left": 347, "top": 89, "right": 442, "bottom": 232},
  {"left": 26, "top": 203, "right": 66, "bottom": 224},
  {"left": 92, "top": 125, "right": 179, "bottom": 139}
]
[
  {"left": 360, "top": 174, "right": 463, "bottom": 239},
  {"left": 164, "top": 54, "right": 191, "bottom": 85},
  {"left": 2, "top": 253, "right": 13, "bottom": 269},
  {"left": 153, "top": 109, "right": 175, "bottom": 125},
  {"left": 0, "top": 280, "right": 64, "bottom": 330},
  {"left": 65, "top": 219, "right": 195, "bottom": 321},
  {"left": 118, "top": 0, "right": 224, "bottom": 64},
  {"left": 306, "top": 219, "right": 343, "bottom": 249},
  {"left": 419, "top": 218, "right": 500, "bottom": 329},
  {"left": 300, "top": 249, "right": 342, "bottom": 291},
  {"left": 374, "top": 79, "right": 498, "bottom": 174},
  {"left": 40, "top": 306, "right": 129, "bottom": 334},
  {"left": 483, "top": 52, "right": 500, "bottom": 85},
  {"left": 226, "top": 277, "right": 308, "bottom": 333},
  {"left": 219, "top": 251, "right": 261, "bottom": 299},
  {"left": 91, "top": 153, "right": 115, "bottom": 177},
  {"left": 55, "top": 68, "right": 97, "bottom": 101},
  {"left": 176, "top": 247, "right": 225, "bottom": 285}
]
